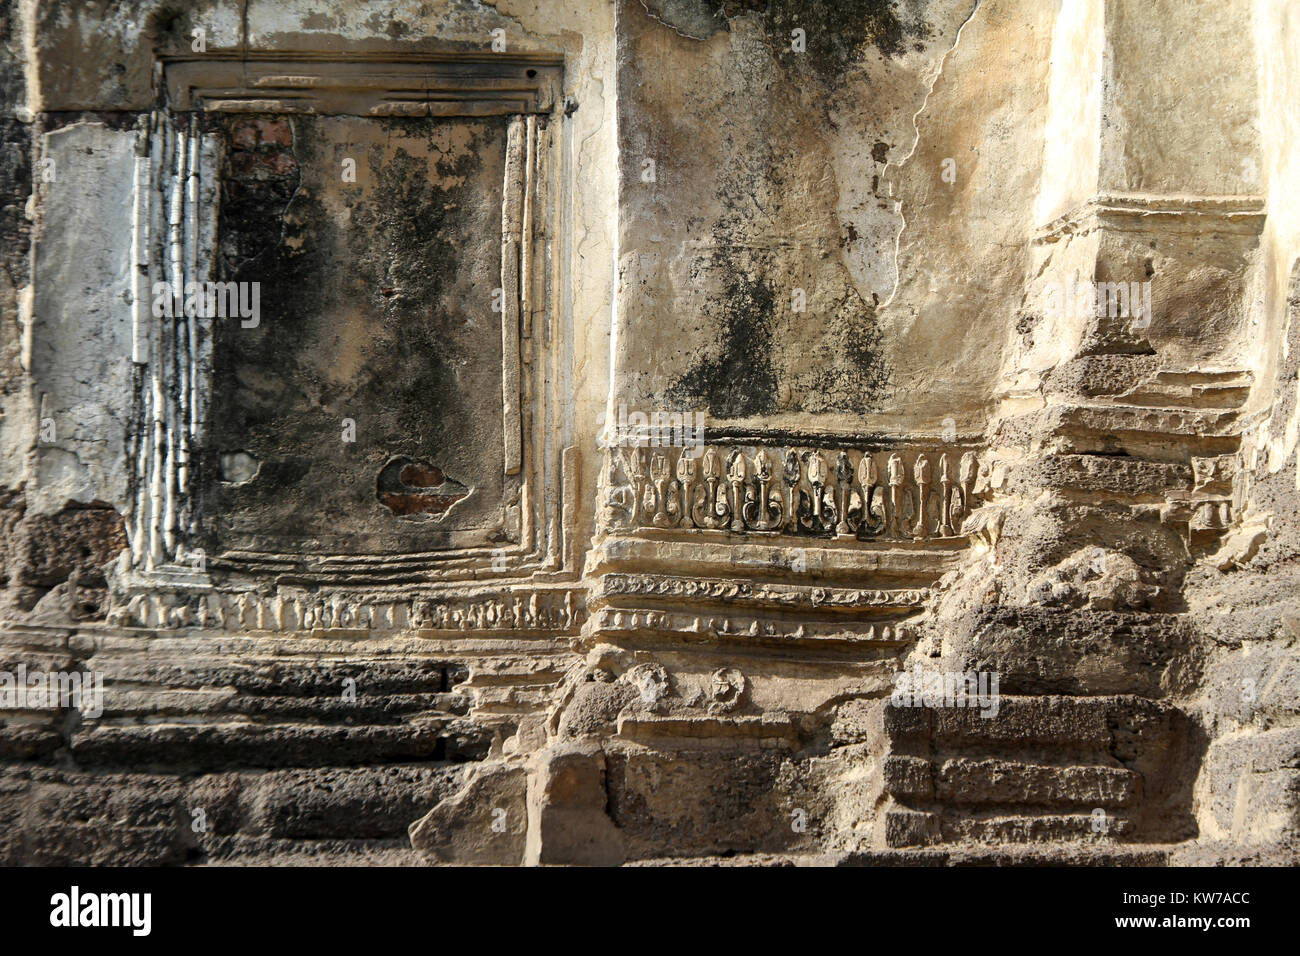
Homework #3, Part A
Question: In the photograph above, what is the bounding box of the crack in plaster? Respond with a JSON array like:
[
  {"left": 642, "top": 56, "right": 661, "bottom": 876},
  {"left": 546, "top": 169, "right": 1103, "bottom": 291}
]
[
  {"left": 635, "top": 0, "right": 718, "bottom": 42},
  {"left": 880, "top": 0, "right": 983, "bottom": 310}
]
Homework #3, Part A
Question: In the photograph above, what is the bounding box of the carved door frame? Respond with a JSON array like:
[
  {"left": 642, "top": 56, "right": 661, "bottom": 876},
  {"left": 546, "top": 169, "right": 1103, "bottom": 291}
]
[{"left": 124, "top": 53, "right": 570, "bottom": 598}]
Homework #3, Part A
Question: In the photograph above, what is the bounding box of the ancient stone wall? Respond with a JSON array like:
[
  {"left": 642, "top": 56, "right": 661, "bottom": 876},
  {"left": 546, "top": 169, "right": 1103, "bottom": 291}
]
[{"left": 0, "top": 0, "right": 1296, "bottom": 866}]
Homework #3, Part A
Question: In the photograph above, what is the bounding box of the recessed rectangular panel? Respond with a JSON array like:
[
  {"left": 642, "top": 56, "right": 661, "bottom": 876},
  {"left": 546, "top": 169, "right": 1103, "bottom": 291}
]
[{"left": 200, "top": 113, "right": 514, "bottom": 556}]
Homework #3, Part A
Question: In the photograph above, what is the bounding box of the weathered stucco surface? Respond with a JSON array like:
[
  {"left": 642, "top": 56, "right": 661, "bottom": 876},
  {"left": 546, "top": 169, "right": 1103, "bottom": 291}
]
[{"left": 0, "top": 0, "right": 1297, "bottom": 867}]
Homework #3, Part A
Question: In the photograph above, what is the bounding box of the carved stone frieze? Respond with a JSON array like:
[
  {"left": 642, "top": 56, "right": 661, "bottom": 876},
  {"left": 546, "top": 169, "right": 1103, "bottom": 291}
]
[
  {"left": 104, "top": 586, "right": 586, "bottom": 634},
  {"left": 604, "top": 443, "right": 985, "bottom": 542},
  {"left": 588, "top": 606, "right": 915, "bottom": 647},
  {"left": 595, "top": 573, "right": 929, "bottom": 611}
]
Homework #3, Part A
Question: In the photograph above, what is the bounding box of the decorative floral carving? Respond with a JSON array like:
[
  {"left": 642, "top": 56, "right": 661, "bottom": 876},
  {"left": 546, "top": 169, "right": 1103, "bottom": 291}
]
[
  {"left": 609, "top": 443, "right": 983, "bottom": 540},
  {"left": 106, "top": 588, "right": 585, "bottom": 632},
  {"left": 623, "top": 662, "right": 672, "bottom": 710},
  {"left": 707, "top": 667, "right": 747, "bottom": 714}
]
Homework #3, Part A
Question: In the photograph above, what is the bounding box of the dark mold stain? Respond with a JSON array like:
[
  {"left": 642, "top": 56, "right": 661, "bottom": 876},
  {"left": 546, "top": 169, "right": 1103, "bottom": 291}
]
[
  {"left": 666, "top": 134, "right": 784, "bottom": 420},
  {"left": 791, "top": 289, "right": 892, "bottom": 414},
  {"left": 203, "top": 114, "right": 507, "bottom": 553},
  {"left": 0, "top": 0, "right": 30, "bottom": 284},
  {"left": 365, "top": 11, "right": 413, "bottom": 39},
  {"left": 641, "top": 0, "right": 933, "bottom": 81},
  {"left": 743, "top": 0, "right": 934, "bottom": 84},
  {"left": 667, "top": 269, "right": 779, "bottom": 419},
  {"left": 142, "top": 3, "right": 200, "bottom": 54},
  {"left": 347, "top": 134, "right": 477, "bottom": 446},
  {"left": 205, "top": 113, "right": 311, "bottom": 540},
  {"left": 666, "top": 123, "right": 891, "bottom": 419},
  {"left": 301, "top": 12, "right": 338, "bottom": 30}
]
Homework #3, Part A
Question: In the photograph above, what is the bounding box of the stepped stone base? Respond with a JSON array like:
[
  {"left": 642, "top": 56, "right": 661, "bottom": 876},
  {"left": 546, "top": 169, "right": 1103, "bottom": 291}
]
[
  {"left": 0, "top": 622, "right": 554, "bottom": 865},
  {"left": 874, "top": 695, "right": 1199, "bottom": 849}
]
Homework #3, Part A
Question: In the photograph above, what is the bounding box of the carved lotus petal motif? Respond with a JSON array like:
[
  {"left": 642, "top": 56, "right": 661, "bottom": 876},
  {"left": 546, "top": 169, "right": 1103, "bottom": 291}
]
[
  {"left": 727, "top": 451, "right": 747, "bottom": 483},
  {"left": 676, "top": 452, "right": 698, "bottom": 482},
  {"left": 754, "top": 450, "right": 773, "bottom": 481},
  {"left": 857, "top": 453, "right": 876, "bottom": 486},
  {"left": 836, "top": 451, "right": 852, "bottom": 484},
  {"left": 914, "top": 454, "right": 931, "bottom": 483},
  {"left": 960, "top": 451, "right": 977, "bottom": 484},
  {"left": 623, "top": 446, "right": 648, "bottom": 479},
  {"left": 783, "top": 450, "right": 801, "bottom": 485},
  {"left": 650, "top": 453, "right": 669, "bottom": 482},
  {"left": 702, "top": 448, "right": 721, "bottom": 481},
  {"left": 939, "top": 453, "right": 951, "bottom": 481},
  {"left": 888, "top": 452, "right": 904, "bottom": 483},
  {"left": 807, "top": 452, "right": 828, "bottom": 485}
]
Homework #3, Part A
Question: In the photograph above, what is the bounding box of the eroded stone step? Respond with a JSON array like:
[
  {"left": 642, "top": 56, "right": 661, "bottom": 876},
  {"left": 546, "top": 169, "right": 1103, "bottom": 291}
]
[
  {"left": 67, "top": 720, "right": 490, "bottom": 769},
  {"left": 0, "top": 764, "right": 466, "bottom": 865},
  {"left": 939, "top": 811, "right": 1135, "bottom": 845},
  {"left": 195, "top": 836, "right": 423, "bottom": 866},
  {"left": 883, "top": 694, "right": 1167, "bottom": 752},
  {"left": 837, "top": 844, "right": 1170, "bottom": 866},
  {"left": 883, "top": 807, "right": 1136, "bottom": 847},
  {"left": 883, "top": 754, "right": 1140, "bottom": 808}
]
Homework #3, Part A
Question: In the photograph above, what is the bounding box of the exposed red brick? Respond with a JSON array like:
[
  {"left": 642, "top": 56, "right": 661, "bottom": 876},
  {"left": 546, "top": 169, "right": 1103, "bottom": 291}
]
[{"left": 399, "top": 463, "right": 445, "bottom": 488}]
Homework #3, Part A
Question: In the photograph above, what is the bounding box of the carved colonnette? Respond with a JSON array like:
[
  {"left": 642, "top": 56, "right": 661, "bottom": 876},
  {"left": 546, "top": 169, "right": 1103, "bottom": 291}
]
[{"left": 125, "top": 108, "right": 217, "bottom": 572}]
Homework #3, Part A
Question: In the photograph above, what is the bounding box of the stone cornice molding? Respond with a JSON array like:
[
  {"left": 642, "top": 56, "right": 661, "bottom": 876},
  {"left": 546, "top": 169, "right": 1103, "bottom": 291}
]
[{"left": 1036, "top": 193, "right": 1266, "bottom": 243}]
